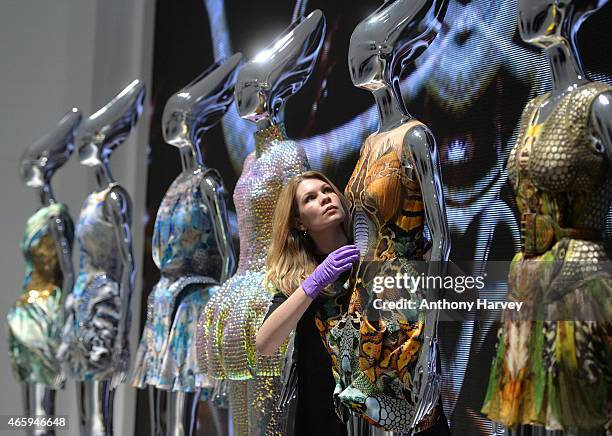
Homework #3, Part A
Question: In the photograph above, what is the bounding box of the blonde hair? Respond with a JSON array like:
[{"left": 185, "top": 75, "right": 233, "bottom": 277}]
[{"left": 265, "top": 171, "right": 351, "bottom": 297}]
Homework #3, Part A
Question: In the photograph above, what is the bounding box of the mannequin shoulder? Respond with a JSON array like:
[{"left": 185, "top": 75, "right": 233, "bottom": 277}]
[
  {"left": 103, "top": 184, "right": 133, "bottom": 222},
  {"left": 402, "top": 122, "right": 437, "bottom": 162}
]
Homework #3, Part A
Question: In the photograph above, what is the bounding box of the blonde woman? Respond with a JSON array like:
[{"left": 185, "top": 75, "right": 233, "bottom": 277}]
[{"left": 256, "top": 170, "right": 358, "bottom": 436}]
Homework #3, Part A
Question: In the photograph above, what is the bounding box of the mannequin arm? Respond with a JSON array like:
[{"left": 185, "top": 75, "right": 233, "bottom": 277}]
[
  {"left": 48, "top": 213, "right": 74, "bottom": 310},
  {"left": 104, "top": 185, "right": 135, "bottom": 379},
  {"left": 404, "top": 124, "right": 450, "bottom": 427},
  {"left": 590, "top": 90, "right": 612, "bottom": 164},
  {"left": 200, "top": 170, "right": 236, "bottom": 284}
]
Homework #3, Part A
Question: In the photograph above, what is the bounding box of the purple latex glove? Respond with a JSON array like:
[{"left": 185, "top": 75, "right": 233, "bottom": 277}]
[{"left": 302, "top": 244, "right": 360, "bottom": 299}]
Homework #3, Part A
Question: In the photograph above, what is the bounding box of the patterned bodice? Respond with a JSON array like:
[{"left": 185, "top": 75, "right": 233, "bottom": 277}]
[
  {"left": 233, "top": 124, "right": 309, "bottom": 272},
  {"left": 346, "top": 120, "right": 426, "bottom": 262},
  {"left": 20, "top": 203, "right": 73, "bottom": 302},
  {"left": 76, "top": 186, "right": 122, "bottom": 284},
  {"left": 153, "top": 169, "right": 222, "bottom": 279},
  {"left": 508, "top": 82, "right": 612, "bottom": 233}
]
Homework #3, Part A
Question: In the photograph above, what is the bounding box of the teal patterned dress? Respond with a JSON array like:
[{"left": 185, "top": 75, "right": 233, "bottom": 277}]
[
  {"left": 131, "top": 169, "right": 222, "bottom": 393},
  {"left": 7, "top": 203, "right": 73, "bottom": 388}
]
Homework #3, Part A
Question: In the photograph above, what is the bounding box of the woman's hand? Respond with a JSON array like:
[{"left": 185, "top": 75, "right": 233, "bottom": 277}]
[{"left": 302, "top": 244, "right": 360, "bottom": 299}]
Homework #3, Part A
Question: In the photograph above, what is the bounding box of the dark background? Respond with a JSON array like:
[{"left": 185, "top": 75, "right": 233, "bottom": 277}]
[{"left": 137, "top": 1, "right": 612, "bottom": 434}]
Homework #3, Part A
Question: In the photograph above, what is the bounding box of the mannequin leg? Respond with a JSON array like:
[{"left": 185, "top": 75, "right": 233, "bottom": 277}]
[
  {"left": 21, "top": 383, "right": 56, "bottom": 436},
  {"left": 228, "top": 380, "right": 248, "bottom": 436},
  {"left": 247, "top": 376, "right": 285, "bottom": 436},
  {"left": 76, "top": 380, "right": 114, "bottom": 435},
  {"left": 148, "top": 386, "right": 167, "bottom": 436},
  {"left": 196, "top": 388, "right": 229, "bottom": 436},
  {"left": 166, "top": 391, "right": 198, "bottom": 436}
]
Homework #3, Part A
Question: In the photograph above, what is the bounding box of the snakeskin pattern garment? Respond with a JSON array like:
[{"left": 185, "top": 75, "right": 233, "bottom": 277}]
[
  {"left": 316, "top": 120, "right": 440, "bottom": 432},
  {"left": 196, "top": 123, "right": 309, "bottom": 435},
  {"left": 8, "top": 203, "right": 73, "bottom": 388},
  {"left": 58, "top": 185, "right": 127, "bottom": 383},
  {"left": 132, "top": 169, "right": 223, "bottom": 393},
  {"left": 482, "top": 82, "right": 612, "bottom": 434}
]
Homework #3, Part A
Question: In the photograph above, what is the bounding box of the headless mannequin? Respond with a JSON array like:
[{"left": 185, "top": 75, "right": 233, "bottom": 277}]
[
  {"left": 347, "top": 0, "right": 450, "bottom": 434},
  {"left": 72, "top": 80, "right": 145, "bottom": 435},
  {"left": 16, "top": 109, "right": 80, "bottom": 436},
  {"left": 146, "top": 54, "right": 241, "bottom": 436}
]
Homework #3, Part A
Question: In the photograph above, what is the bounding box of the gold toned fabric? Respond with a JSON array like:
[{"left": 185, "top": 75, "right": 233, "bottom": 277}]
[
  {"left": 483, "top": 82, "right": 612, "bottom": 433},
  {"left": 7, "top": 204, "right": 73, "bottom": 388},
  {"left": 317, "top": 121, "right": 438, "bottom": 432}
]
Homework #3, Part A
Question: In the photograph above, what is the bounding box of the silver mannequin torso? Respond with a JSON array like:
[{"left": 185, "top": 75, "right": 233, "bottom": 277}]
[
  {"left": 345, "top": 1, "right": 450, "bottom": 434},
  {"left": 500, "top": 1, "right": 612, "bottom": 434},
  {"left": 142, "top": 54, "right": 241, "bottom": 436},
  {"left": 13, "top": 109, "right": 80, "bottom": 436},
  {"left": 57, "top": 80, "right": 144, "bottom": 436}
]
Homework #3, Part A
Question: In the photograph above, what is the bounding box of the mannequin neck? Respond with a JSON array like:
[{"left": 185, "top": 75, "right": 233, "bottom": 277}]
[
  {"left": 179, "top": 145, "right": 203, "bottom": 172},
  {"left": 94, "top": 162, "right": 115, "bottom": 190},
  {"left": 38, "top": 182, "right": 56, "bottom": 206},
  {"left": 372, "top": 85, "right": 411, "bottom": 133},
  {"left": 545, "top": 39, "right": 589, "bottom": 95},
  {"left": 254, "top": 123, "right": 287, "bottom": 158}
]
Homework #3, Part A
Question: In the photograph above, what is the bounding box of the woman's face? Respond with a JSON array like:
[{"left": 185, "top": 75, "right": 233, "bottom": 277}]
[{"left": 294, "top": 178, "right": 345, "bottom": 234}]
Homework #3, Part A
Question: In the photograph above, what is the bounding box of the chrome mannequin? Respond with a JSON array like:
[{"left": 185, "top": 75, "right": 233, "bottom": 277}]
[
  {"left": 65, "top": 80, "right": 145, "bottom": 435},
  {"left": 16, "top": 109, "right": 80, "bottom": 436},
  {"left": 198, "top": 9, "right": 323, "bottom": 436},
  {"left": 348, "top": 0, "right": 450, "bottom": 433},
  {"left": 235, "top": 10, "right": 325, "bottom": 130},
  {"left": 149, "top": 54, "right": 241, "bottom": 436},
  {"left": 500, "top": 0, "right": 612, "bottom": 434}
]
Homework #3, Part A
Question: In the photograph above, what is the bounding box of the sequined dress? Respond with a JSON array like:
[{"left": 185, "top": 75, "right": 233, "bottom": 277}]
[
  {"left": 316, "top": 121, "right": 440, "bottom": 432},
  {"left": 131, "top": 169, "right": 222, "bottom": 393},
  {"left": 58, "top": 185, "right": 128, "bottom": 382},
  {"left": 196, "top": 123, "right": 309, "bottom": 435},
  {"left": 482, "top": 82, "right": 612, "bottom": 433},
  {"left": 7, "top": 203, "right": 73, "bottom": 388}
]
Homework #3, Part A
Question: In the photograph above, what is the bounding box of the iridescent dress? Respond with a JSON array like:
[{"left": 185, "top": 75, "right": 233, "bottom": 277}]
[
  {"left": 316, "top": 121, "right": 440, "bottom": 432},
  {"left": 8, "top": 203, "right": 73, "bottom": 388},
  {"left": 482, "top": 82, "right": 612, "bottom": 433},
  {"left": 59, "top": 186, "right": 127, "bottom": 383},
  {"left": 132, "top": 169, "right": 221, "bottom": 393},
  {"left": 197, "top": 124, "right": 309, "bottom": 435}
]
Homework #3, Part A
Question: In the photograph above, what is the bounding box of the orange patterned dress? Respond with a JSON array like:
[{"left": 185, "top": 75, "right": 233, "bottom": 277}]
[{"left": 316, "top": 120, "right": 439, "bottom": 432}]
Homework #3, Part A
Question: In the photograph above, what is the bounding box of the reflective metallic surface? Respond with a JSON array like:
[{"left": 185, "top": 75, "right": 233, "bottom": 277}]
[
  {"left": 348, "top": 0, "right": 447, "bottom": 98},
  {"left": 13, "top": 110, "right": 80, "bottom": 432},
  {"left": 62, "top": 81, "right": 144, "bottom": 435},
  {"left": 344, "top": 0, "right": 449, "bottom": 431},
  {"left": 77, "top": 380, "right": 114, "bottom": 436},
  {"left": 21, "top": 383, "right": 56, "bottom": 436},
  {"left": 163, "top": 53, "right": 242, "bottom": 151},
  {"left": 198, "top": 12, "right": 323, "bottom": 435},
  {"left": 481, "top": 1, "right": 612, "bottom": 434},
  {"left": 234, "top": 9, "right": 325, "bottom": 130},
  {"left": 136, "top": 58, "right": 240, "bottom": 435},
  {"left": 78, "top": 79, "right": 145, "bottom": 168}
]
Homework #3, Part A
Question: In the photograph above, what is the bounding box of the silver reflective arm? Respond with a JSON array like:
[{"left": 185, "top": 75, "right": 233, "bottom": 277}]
[{"left": 405, "top": 125, "right": 450, "bottom": 428}]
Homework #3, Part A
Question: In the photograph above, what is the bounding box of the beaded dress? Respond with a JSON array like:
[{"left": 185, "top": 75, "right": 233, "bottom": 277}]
[
  {"left": 197, "top": 123, "right": 309, "bottom": 435},
  {"left": 482, "top": 82, "right": 612, "bottom": 433}
]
